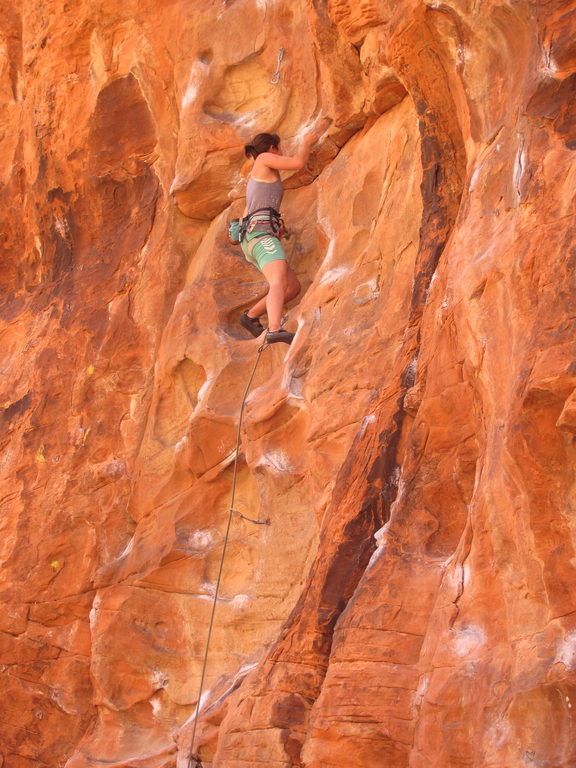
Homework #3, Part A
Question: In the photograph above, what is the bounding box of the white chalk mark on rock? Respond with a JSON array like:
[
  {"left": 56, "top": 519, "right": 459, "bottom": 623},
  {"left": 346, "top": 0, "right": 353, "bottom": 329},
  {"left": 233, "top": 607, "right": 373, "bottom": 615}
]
[
  {"left": 451, "top": 624, "right": 487, "bottom": 657},
  {"left": 556, "top": 631, "right": 576, "bottom": 670}
]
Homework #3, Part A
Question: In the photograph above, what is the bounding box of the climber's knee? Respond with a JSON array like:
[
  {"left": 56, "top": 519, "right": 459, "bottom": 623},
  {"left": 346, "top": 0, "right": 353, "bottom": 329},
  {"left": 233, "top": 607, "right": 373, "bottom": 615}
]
[{"left": 286, "top": 270, "right": 301, "bottom": 301}]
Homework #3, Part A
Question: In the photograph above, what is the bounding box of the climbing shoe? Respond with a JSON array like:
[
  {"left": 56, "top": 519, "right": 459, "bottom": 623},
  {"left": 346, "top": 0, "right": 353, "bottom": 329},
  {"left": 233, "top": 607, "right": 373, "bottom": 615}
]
[
  {"left": 239, "top": 311, "right": 264, "bottom": 338},
  {"left": 265, "top": 328, "right": 295, "bottom": 345}
]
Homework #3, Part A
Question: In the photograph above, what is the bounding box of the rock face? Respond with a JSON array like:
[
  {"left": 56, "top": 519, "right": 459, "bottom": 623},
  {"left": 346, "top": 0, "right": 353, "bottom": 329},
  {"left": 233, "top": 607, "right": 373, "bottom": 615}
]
[{"left": 0, "top": 0, "right": 575, "bottom": 766}]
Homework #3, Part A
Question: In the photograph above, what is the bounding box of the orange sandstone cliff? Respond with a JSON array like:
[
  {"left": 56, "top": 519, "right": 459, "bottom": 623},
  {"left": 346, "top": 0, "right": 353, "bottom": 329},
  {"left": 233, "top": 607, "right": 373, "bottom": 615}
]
[{"left": 0, "top": 1, "right": 575, "bottom": 766}]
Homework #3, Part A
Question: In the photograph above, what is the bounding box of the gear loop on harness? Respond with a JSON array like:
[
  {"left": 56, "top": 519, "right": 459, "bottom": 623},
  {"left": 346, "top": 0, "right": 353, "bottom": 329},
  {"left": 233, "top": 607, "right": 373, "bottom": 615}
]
[{"left": 240, "top": 206, "right": 284, "bottom": 241}]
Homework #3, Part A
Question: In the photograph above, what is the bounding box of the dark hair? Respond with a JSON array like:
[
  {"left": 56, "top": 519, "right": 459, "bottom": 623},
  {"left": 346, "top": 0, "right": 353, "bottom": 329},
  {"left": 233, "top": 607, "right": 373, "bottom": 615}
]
[{"left": 244, "top": 132, "right": 280, "bottom": 159}]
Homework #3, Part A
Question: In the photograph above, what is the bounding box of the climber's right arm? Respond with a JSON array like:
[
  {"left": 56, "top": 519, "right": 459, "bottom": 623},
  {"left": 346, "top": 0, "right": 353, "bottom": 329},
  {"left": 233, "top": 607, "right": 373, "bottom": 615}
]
[{"left": 257, "top": 132, "right": 319, "bottom": 172}]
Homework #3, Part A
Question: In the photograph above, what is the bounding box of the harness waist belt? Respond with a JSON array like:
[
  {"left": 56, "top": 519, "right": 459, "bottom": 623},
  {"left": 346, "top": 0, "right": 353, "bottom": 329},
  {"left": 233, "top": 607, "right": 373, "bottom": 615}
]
[{"left": 240, "top": 207, "right": 282, "bottom": 241}]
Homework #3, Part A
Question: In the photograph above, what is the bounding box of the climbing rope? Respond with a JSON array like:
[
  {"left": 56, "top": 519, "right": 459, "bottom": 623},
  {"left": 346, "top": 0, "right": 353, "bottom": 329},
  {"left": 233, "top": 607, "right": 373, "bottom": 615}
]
[
  {"left": 269, "top": 47, "right": 285, "bottom": 85},
  {"left": 188, "top": 340, "right": 270, "bottom": 768}
]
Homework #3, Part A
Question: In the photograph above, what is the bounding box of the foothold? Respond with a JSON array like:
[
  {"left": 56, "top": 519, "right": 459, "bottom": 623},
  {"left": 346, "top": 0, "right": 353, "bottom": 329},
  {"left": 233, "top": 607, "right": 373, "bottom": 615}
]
[
  {"left": 36, "top": 446, "right": 46, "bottom": 463},
  {"left": 87, "top": 364, "right": 95, "bottom": 375},
  {"left": 50, "top": 560, "right": 60, "bottom": 569}
]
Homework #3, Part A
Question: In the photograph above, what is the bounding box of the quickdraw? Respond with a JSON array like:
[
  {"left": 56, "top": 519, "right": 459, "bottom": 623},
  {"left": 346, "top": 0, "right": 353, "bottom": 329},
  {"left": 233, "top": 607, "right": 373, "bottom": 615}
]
[{"left": 269, "top": 47, "right": 285, "bottom": 85}]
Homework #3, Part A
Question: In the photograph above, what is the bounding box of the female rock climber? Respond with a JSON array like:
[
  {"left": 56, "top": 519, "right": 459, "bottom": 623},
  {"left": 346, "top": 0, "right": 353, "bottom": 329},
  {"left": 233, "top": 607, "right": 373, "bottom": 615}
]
[{"left": 238, "top": 130, "right": 319, "bottom": 345}]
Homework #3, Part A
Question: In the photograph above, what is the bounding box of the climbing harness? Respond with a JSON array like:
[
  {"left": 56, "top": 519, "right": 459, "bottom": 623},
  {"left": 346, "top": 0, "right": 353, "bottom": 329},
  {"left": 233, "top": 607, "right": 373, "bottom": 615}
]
[
  {"left": 228, "top": 208, "right": 285, "bottom": 246},
  {"left": 241, "top": 207, "right": 285, "bottom": 240},
  {"left": 229, "top": 207, "right": 289, "bottom": 268},
  {"left": 269, "top": 47, "right": 285, "bottom": 85},
  {"left": 187, "top": 342, "right": 271, "bottom": 768}
]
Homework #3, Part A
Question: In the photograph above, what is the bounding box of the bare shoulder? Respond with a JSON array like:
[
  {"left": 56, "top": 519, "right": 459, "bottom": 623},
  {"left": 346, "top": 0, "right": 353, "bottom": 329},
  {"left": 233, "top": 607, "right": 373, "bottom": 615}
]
[
  {"left": 255, "top": 151, "right": 302, "bottom": 172},
  {"left": 254, "top": 152, "right": 278, "bottom": 168},
  {"left": 253, "top": 154, "right": 282, "bottom": 179}
]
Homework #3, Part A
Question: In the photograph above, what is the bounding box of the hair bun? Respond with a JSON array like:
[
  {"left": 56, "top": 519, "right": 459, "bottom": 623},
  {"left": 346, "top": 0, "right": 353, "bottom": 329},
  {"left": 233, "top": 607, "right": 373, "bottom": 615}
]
[{"left": 244, "top": 133, "right": 279, "bottom": 159}]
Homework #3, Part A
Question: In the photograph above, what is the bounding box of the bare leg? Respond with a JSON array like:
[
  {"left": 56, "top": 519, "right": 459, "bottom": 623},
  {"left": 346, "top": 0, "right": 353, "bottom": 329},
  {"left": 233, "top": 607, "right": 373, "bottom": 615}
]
[
  {"left": 285, "top": 266, "right": 301, "bottom": 302},
  {"left": 248, "top": 264, "right": 301, "bottom": 324},
  {"left": 246, "top": 289, "right": 269, "bottom": 319},
  {"left": 261, "top": 260, "right": 287, "bottom": 331}
]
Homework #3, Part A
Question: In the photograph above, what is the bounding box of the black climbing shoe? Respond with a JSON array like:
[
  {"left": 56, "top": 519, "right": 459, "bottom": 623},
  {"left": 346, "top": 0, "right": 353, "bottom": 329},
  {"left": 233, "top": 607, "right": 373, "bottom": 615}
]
[
  {"left": 265, "top": 328, "right": 295, "bottom": 345},
  {"left": 240, "top": 311, "right": 264, "bottom": 338}
]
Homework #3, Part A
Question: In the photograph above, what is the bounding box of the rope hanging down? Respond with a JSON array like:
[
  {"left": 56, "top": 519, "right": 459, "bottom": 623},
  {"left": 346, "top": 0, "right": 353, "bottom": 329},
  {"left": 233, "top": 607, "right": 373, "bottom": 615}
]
[{"left": 188, "top": 340, "right": 270, "bottom": 768}]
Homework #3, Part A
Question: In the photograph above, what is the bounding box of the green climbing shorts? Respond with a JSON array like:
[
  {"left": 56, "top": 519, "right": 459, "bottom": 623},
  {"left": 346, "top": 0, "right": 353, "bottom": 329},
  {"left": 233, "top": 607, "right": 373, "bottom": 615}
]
[{"left": 241, "top": 231, "right": 286, "bottom": 272}]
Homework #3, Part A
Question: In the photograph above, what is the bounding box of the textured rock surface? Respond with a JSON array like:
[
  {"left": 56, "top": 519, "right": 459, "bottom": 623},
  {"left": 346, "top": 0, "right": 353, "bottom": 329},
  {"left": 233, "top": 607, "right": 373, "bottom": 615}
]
[{"left": 0, "top": 0, "right": 575, "bottom": 766}]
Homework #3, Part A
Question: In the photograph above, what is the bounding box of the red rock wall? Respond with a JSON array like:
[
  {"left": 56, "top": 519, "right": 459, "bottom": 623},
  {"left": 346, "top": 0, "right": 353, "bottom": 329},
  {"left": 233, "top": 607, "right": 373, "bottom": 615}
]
[{"left": 0, "top": 1, "right": 575, "bottom": 766}]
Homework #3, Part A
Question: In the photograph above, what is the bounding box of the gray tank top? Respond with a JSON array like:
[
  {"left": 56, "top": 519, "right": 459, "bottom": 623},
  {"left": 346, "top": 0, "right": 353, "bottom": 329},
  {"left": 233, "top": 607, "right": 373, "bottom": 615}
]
[{"left": 246, "top": 177, "right": 283, "bottom": 215}]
